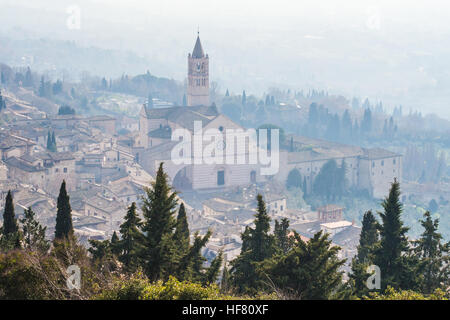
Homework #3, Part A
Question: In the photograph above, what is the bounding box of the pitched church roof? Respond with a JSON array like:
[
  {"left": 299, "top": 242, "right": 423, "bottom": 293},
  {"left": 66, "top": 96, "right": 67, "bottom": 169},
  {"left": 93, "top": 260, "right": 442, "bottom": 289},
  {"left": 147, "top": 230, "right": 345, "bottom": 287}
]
[
  {"left": 192, "top": 35, "right": 205, "bottom": 58},
  {"left": 143, "top": 105, "right": 220, "bottom": 132}
]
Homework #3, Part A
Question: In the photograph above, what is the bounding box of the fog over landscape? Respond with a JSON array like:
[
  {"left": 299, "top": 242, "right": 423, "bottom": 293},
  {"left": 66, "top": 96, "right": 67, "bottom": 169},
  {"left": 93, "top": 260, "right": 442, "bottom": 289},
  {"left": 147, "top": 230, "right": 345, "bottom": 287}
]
[
  {"left": 2, "top": 0, "right": 450, "bottom": 118},
  {"left": 0, "top": 0, "right": 449, "bottom": 301}
]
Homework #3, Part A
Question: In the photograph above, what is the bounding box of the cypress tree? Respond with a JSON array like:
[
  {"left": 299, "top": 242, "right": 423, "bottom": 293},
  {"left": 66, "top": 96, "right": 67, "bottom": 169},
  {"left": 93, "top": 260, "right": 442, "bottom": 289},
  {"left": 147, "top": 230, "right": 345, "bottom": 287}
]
[
  {"left": 110, "top": 231, "right": 120, "bottom": 256},
  {"left": 54, "top": 180, "right": 73, "bottom": 240},
  {"left": 1, "top": 190, "right": 20, "bottom": 250},
  {"left": 2, "top": 191, "right": 18, "bottom": 236},
  {"left": 413, "top": 211, "right": 450, "bottom": 294},
  {"left": 118, "top": 202, "right": 144, "bottom": 272},
  {"left": 348, "top": 210, "right": 379, "bottom": 297},
  {"left": 51, "top": 131, "right": 56, "bottom": 152},
  {"left": 141, "top": 163, "right": 178, "bottom": 281},
  {"left": 46, "top": 131, "right": 52, "bottom": 150},
  {"left": 374, "top": 179, "right": 412, "bottom": 290},
  {"left": 173, "top": 203, "right": 190, "bottom": 252},
  {"left": 357, "top": 210, "right": 378, "bottom": 263}
]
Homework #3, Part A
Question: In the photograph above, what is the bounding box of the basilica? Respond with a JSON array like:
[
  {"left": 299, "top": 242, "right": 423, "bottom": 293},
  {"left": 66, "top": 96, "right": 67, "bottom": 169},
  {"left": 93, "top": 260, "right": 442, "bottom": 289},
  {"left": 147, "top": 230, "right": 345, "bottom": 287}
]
[{"left": 135, "top": 34, "right": 402, "bottom": 199}]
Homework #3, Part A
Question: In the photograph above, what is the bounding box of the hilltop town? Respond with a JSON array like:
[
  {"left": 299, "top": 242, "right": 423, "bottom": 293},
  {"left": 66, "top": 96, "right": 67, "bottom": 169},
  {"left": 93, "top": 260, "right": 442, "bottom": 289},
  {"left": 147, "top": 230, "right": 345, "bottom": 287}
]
[{"left": 0, "top": 34, "right": 408, "bottom": 273}]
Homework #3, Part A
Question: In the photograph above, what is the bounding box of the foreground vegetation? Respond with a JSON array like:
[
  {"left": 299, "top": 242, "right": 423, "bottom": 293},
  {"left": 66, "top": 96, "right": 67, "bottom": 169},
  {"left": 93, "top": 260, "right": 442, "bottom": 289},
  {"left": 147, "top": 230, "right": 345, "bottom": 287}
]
[{"left": 0, "top": 164, "right": 448, "bottom": 300}]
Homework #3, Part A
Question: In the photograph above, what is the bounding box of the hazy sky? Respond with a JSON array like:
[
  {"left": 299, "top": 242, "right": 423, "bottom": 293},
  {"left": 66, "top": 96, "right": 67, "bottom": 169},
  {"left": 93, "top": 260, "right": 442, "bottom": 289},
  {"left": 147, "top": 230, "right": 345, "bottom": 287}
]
[{"left": 2, "top": 0, "right": 450, "bottom": 118}]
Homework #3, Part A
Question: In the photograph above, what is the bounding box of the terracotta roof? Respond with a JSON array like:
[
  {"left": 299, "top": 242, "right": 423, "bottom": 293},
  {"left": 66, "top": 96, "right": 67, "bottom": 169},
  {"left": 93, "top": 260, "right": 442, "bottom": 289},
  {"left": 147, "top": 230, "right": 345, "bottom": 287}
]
[
  {"left": 0, "top": 133, "right": 35, "bottom": 149},
  {"left": 4, "top": 156, "right": 44, "bottom": 172}
]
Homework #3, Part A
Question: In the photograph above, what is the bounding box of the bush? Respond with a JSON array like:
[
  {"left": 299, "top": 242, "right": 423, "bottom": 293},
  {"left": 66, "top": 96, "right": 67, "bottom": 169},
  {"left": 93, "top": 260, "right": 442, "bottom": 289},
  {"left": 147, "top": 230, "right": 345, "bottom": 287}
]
[
  {"left": 365, "top": 286, "right": 448, "bottom": 300},
  {"left": 93, "top": 273, "right": 273, "bottom": 300}
]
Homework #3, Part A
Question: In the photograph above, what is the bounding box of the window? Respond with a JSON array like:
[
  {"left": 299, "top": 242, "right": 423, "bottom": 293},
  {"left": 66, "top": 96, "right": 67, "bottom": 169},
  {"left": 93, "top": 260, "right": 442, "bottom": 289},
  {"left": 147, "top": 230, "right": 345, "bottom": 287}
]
[
  {"left": 217, "top": 170, "right": 225, "bottom": 186},
  {"left": 280, "top": 205, "right": 284, "bottom": 211},
  {"left": 372, "top": 161, "right": 375, "bottom": 168},
  {"left": 393, "top": 159, "right": 396, "bottom": 164},
  {"left": 381, "top": 160, "right": 384, "bottom": 166},
  {"left": 55, "top": 168, "right": 59, "bottom": 173},
  {"left": 63, "top": 168, "right": 67, "bottom": 173},
  {"left": 250, "top": 170, "right": 256, "bottom": 183}
]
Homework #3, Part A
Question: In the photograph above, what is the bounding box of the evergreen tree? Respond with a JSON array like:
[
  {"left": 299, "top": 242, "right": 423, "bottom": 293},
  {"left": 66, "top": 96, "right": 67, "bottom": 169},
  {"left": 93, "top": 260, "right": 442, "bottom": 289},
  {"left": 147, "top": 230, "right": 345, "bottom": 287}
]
[
  {"left": 177, "top": 229, "right": 212, "bottom": 282},
  {"left": 88, "top": 239, "right": 111, "bottom": 262},
  {"left": 0, "top": 191, "right": 20, "bottom": 250},
  {"left": 263, "top": 231, "right": 345, "bottom": 299},
  {"left": 357, "top": 211, "right": 378, "bottom": 263},
  {"left": 117, "top": 202, "right": 144, "bottom": 272},
  {"left": 2, "top": 191, "right": 18, "bottom": 236},
  {"left": 39, "top": 76, "right": 46, "bottom": 97},
  {"left": 361, "top": 108, "right": 373, "bottom": 136},
  {"left": 413, "top": 211, "right": 450, "bottom": 294},
  {"left": 51, "top": 131, "right": 56, "bottom": 151},
  {"left": 220, "top": 263, "right": 231, "bottom": 292},
  {"left": 348, "top": 210, "right": 379, "bottom": 297},
  {"left": 46, "top": 131, "right": 52, "bottom": 150},
  {"left": 203, "top": 251, "right": 223, "bottom": 285},
  {"left": 274, "top": 218, "right": 293, "bottom": 254},
  {"left": 54, "top": 180, "right": 74, "bottom": 240},
  {"left": 242, "top": 90, "right": 246, "bottom": 105},
  {"left": 225, "top": 89, "right": 230, "bottom": 97},
  {"left": 20, "top": 207, "right": 49, "bottom": 252},
  {"left": 110, "top": 231, "right": 120, "bottom": 256},
  {"left": 230, "top": 194, "right": 275, "bottom": 294},
  {"left": 141, "top": 163, "right": 178, "bottom": 281},
  {"left": 173, "top": 203, "right": 190, "bottom": 253},
  {"left": 374, "top": 179, "right": 415, "bottom": 290}
]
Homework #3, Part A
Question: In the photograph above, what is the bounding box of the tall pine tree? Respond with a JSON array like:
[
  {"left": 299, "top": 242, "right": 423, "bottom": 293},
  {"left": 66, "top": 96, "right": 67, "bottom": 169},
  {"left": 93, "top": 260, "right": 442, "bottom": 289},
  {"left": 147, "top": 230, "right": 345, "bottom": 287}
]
[
  {"left": 374, "top": 179, "right": 415, "bottom": 290},
  {"left": 413, "top": 211, "right": 450, "bottom": 294},
  {"left": 20, "top": 206, "right": 49, "bottom": 252},
  {"left": 230, "top": 194, "right": 275, "bottom": 294},
  {"left": 141, "top": 163, "right": 178, "bottom": 281},
  {"left": 348, "top": 210, "right": 379, "bottom": 297},
  {"left": 117, "top": 202, "right": 144, "bottom": 272}
]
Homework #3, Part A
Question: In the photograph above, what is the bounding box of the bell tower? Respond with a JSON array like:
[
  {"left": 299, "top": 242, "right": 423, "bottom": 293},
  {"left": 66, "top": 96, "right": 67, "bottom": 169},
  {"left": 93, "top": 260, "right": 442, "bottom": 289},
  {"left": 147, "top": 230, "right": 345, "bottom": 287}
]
[{"left": 187, "top": 32, "right": 209, "bottom": 106}]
